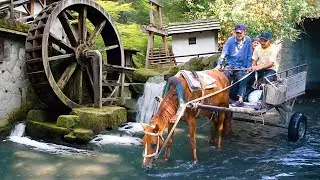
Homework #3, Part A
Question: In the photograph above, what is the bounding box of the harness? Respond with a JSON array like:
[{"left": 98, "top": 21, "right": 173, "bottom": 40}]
[{"left": 142, "top": 131, "right": 164, "bottom": 158}]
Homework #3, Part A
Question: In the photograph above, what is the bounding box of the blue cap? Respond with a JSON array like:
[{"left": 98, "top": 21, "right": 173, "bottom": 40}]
[
  {"left": 259, "top": 32, "right": 272, "bottom": 41},
  {"left": 235, "top": 24, "right": 246, "bottom": 33}
]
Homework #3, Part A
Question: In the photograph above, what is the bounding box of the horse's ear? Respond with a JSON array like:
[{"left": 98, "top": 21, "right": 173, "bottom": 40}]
[
  {"left": 140, "top": 122, "right": 148, "bottom": 130},
  {"left": 153, "top": 124, "right": 160, "bottom": 133}
]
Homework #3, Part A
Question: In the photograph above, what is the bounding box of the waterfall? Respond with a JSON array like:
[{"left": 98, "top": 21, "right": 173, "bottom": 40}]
[
  {"left": 10, "top": 122, "right": 26, "bottom": 137},
  {"left": 135, "top": 76, "right": 166, "bottom": 124}
]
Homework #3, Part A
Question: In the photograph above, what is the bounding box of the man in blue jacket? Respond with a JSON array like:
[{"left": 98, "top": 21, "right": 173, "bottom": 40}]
[{"left": 215, "top": 24, "right": 252, "bottom": 107}]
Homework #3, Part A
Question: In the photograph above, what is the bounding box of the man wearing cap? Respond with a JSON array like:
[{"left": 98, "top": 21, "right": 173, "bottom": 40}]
[
  {"left": 215, "top": 24, "right": 252, "bottom": 107},
  {"left": 251, "top": 31, "right": 278, "bottom": 110}
]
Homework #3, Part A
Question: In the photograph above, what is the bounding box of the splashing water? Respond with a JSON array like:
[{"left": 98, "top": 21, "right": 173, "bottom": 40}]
[
  {"left": 7, "top": 122, "right": 92, "bottom": 155},
  {"left": 136, "top": 76, "right": 166, "bottom": 124}
]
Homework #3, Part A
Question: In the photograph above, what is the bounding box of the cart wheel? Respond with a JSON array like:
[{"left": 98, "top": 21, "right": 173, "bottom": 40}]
[{"left": 288, "top": 112, "right": 307, "bottom": 142}]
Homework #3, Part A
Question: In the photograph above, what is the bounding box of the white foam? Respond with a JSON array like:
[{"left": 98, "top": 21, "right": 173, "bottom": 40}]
[
  {"left": 118, "top": 122, "right": 144, "bottom": 134},
  {"left": 7, "top": 122, "right": 92, "bottom": 155},
  {"left": 90, "top": 134, "right": 142, "bottom": 146},
  {"left": 8, "top": 136, "right": 92, "bottom": 155}
]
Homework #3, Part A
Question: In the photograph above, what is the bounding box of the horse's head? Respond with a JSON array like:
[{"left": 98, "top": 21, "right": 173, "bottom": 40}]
[{"left": 141, "top": 122, "right": 164, "bottom": 169}]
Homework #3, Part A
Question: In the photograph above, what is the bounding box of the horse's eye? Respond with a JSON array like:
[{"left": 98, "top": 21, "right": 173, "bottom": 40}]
[{"left": 151, "top": 144, "right": 157, "bottom": 149}]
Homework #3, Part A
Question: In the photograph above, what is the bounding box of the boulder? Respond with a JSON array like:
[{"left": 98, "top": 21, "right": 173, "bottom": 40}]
[
  {"left": 26, "top": 109, "right": 47, "bottom": 122},
  {"left": 56, "top": 115, "right": 80, "bottom": 129},
  {"left": 129, "top": 83, "right": 145, "bottom": 98},
  {"left": 73, "top": 128, "right": 94, "bottom": 142},
  {"left": 132, "top": 68, "right": 160, "bottom": 83},
  {"left": 70, "top": 106, "right": 127, "bottom": 134}
]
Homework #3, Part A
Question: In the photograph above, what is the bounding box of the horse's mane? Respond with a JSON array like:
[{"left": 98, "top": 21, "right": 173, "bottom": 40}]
[{"left": 151, "top": 87, "right": 178, "bottom": 125}]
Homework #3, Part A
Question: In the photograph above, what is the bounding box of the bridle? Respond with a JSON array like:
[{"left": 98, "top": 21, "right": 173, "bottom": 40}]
[{"left": 142, "top": 131, "right": 164, "bottom": 158}]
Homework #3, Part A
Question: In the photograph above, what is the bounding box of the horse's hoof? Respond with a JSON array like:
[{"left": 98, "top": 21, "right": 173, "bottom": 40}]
[
  {"left": 193, "top": 160, "right": 198, "bottom": 165},
  {"left": 209, "top": 140, "right": 215, "bottom": 146},
  {"left": 164, "top": 158, "right": 169, "bottom": 162}
]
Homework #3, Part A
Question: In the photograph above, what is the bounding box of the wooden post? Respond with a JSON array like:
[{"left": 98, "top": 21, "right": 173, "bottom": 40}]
[
  {"left": 145, "top": 32, "right": 154, "bottom": 68},
  {"left": 158, "top": 6, "right": 162, "bottom": 26},
  {"left": 149, "top": 2, "right": 154, "bottom": 25},
  {"left": 87, "top": 50, "right": 102, "bottom": 108},
  {"left": 10, "top": 0, "right": 14, "bottom": 20},
  {"left": 30, "top": 0, "right": 35, "bottom": 15}
]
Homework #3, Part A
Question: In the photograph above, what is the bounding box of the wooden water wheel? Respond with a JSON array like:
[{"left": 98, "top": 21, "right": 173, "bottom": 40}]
[{"left": 25, "top": 0, "right": 125, "bottom": 110}]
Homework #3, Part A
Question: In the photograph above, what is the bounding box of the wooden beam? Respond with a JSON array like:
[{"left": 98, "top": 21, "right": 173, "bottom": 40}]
[
  {"left": 141, "top": 25, "right": 168, "bottom": 36},
  {"left": 57, "top": 62, "right": 77, "bottom": 90},
  {"left": 29, "top": 0, "right": 34, "bottom": 15}
]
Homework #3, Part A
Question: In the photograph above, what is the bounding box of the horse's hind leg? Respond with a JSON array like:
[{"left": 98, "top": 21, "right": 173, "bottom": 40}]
[
  {"left": 217, "top": 111, "right": 226, "bottom": 148},
  {"left": 210, "top": 113, "right": 218, "bottom": 146},
  {"left": 164, "top": 122, "right": 175, "bottom": 162}
]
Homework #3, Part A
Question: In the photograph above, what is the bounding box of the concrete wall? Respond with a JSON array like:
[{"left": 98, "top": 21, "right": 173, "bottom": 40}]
[
  {"left": 0, "top": 35, "right": 37, "bottom": 128},
  {"left": 171, "top": 30, "right": 218, "bottom": 63},
  {"left": 277, "top": 18, "right": 320, "bottom": 91}
]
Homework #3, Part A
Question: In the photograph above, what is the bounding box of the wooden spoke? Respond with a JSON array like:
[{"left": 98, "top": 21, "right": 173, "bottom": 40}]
[
  {"left": 48, "top": 53, "right": 74, "bottom": 62},
  {"left": 87, "top": 20, "right": 106, "bottom": 47},
  {"left": 78, "top": 6, "right": 87, "bottom": 43},
  {"left": 97, "top": 45, "right": 119, "bottom": 52},
  {"left": 85, "top": 66, "right": 94, "bottom": 86},
  {"left": 57, "top": 62, "right": 78, "bottom": 90},
  {"left": 58, "top": 11, "right": 78, "bottom": 47},
  {"left": 74, "top": 68, "right": 83, "bottom": 104},
  {"left": 49, "top": 33, "right": 75, "bottom": 53},
  {"left": 84, "top": 66, "right": 94, "bottom": 101}
]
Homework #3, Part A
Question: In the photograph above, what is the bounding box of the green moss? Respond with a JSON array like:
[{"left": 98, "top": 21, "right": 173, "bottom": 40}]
[
  {"left": 132, "top": 68, "right": 161, "bottom": 83},
  {"left": 129, "top": 83, "right": 145, "bottom": 98},
  {"left": 64, "top": 133, "right": 77, "bottom": 142},
  {"left": 0, "top": 19, "right": 30, "bottom": 33},
  {"left": 27, "top": 110, "right": 47, "bottom": 122},
  {"left": 70, "top": 106, "right": 127, "bottom": 134},
  {"left": 73, "top": 128, "right": 94, "bottom": 143},
  {"left": 25, "top": 121, "right": 71, "bottom": 142},
  {"left": 56, "top": 115, "right": 80, "bottom": 129}
]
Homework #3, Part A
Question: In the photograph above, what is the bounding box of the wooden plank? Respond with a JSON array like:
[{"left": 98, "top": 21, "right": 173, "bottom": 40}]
[
  {"left": 57, "top": 62, "right": 77, "bottom": 90},
  {"left": 141, "top": 25, "right": 168, "bottom": 36}
]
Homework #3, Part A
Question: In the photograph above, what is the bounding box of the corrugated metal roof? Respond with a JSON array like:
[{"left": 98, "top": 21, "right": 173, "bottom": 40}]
[{"left": 167, "top": 19, "right": 220, "bottom": 35}]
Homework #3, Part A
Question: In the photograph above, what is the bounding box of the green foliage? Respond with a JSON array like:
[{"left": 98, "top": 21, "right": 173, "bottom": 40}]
[{"left": 184, "top": 0, "right": 319, "bottom": 41}]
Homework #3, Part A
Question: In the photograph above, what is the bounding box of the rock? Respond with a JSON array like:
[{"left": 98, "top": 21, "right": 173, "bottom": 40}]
[
  {"left": 27, "top": 109, "right": 47, "bottom": 122},
  {"left": 132, "top": 68, "right": 160, "bottom": 83},
  {"left": 64, "top": 133, "right": 77, "bottom": 142},
  {"left": 122, "top": 98, "right": 137, "bottom": 110},
  {"left": 56, "top": 115, "right": 79, "bottom": 129},
  {"left": 26, "top": 121, "right": 71, "bottom": 142},
  {"left": 127, "top": 109, "right": 137, "bottom": 122},
  {"left": 73, "top": 128, "right": 94, "bottom": 142},
  {"left": 129, "top": 83, "right": 144, "bottom": 98},
  {"left": 70, "top": 106, "right": 127, "bottom": 134}
]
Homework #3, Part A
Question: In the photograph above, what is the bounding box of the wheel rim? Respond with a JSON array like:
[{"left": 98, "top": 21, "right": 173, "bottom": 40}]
[
  {"left": 298, "top": 120, "right": 306, "bottom": 138},
  {"left": 25, "top": 0, "right": 124, "bottom": 109}
]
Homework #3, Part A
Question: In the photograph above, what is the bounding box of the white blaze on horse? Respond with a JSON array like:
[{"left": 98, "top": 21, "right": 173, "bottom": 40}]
[{"left": 141, "top": 70, "right": 231, "bottom": 169}]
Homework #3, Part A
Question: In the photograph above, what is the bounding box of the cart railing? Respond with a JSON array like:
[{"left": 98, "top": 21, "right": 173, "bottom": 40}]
[{"left": 264, "top": 64, "right": 307, "bottom": 105}]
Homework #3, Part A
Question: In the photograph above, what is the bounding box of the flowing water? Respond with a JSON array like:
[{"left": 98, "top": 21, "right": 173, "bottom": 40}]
[
  {"left": 136, "top": 76, "right": 166, "bottom": 124},
  {"left": 0, "top": 86, "right": 320, "bottom": 179}
]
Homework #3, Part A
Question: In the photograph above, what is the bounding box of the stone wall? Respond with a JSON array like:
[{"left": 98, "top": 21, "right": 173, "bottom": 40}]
[
  {"left": 0, "top": 35, "right": 38, "bottom": 131},
  {"left": 276, "top": 18, "right": 320, "bottom": 91}
]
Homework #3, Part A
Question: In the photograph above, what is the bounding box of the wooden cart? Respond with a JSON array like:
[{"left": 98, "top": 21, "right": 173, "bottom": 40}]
[{"left": 188, "top": 64, "right": 308, "bottom": 142}]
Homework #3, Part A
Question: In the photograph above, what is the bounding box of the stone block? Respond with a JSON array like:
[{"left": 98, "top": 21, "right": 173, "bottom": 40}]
[
  {"left": 132, "top": 68, "right": 161, "bottom": 83},
  {"left": 56, "top": 115, "right": 79, "bottom": 129},
  {"left": 19, "top": 48, "right": 25, "bottom": 61},
  {"left": 27, "top": 109, "right": 47, "bottom": 122},
  {"left": 6, "top": 60, "right": 16, "bottom": 73},
  {"left": 10, "top": 53, "right": 18, "bottom": 61},
  {"left": 11, "top": 66, "right": 22, "bottom": 80},
  {"left": 70, "top": 106, "right": 127, "bottom": 134},
  {"left": 73, "top": 128, "right": 94, "bottom": 142},
  {"left": 26, "top": 121, "right": 71, "bottom": 142},
  {"left": 2, "top": 71, "right": 10, "bottom": 82},
  {"left": 10, "top": 44, "right": 18, "bottom": 55},
  {"left": 0, "top": 110, "right": 7, "bottom": 120},
  {"left": 10, "top": 95, "right": 21, "bottom": 109}
]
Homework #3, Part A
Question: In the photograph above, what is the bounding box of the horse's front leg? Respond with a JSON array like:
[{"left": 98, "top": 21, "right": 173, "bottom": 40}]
[
  {"left": 164, "top": 122, "right": 174, "bottom": 162},
  {"left": 186, "top": 114, "right": 198, "bottom": 164},
  {"left": 217, "top": 111, "right": 226, "bottom": 148}
]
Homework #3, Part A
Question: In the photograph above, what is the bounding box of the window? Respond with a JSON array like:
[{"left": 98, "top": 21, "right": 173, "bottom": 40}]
[{"left": 188, "top": 37, "right": 196, "bottom": 45}]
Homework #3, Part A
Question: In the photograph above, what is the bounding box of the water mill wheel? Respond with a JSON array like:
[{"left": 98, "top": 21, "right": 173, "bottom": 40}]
[{"left": 25, "top": 0, "right": 125, "bottom": 110}]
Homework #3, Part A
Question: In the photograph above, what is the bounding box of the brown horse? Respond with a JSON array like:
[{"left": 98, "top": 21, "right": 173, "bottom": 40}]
[{"left": 141, "top": 70, "right": 231, "bottom": 168}]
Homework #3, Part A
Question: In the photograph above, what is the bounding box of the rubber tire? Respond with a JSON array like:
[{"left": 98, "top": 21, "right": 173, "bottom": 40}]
[{"left": 288, "top": 112, "right": 307, "bottom": 142}]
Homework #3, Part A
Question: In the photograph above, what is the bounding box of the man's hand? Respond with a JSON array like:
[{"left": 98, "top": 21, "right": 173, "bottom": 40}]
[{"left": 252, "top": 65, "right": 260, "bottom": 71}]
